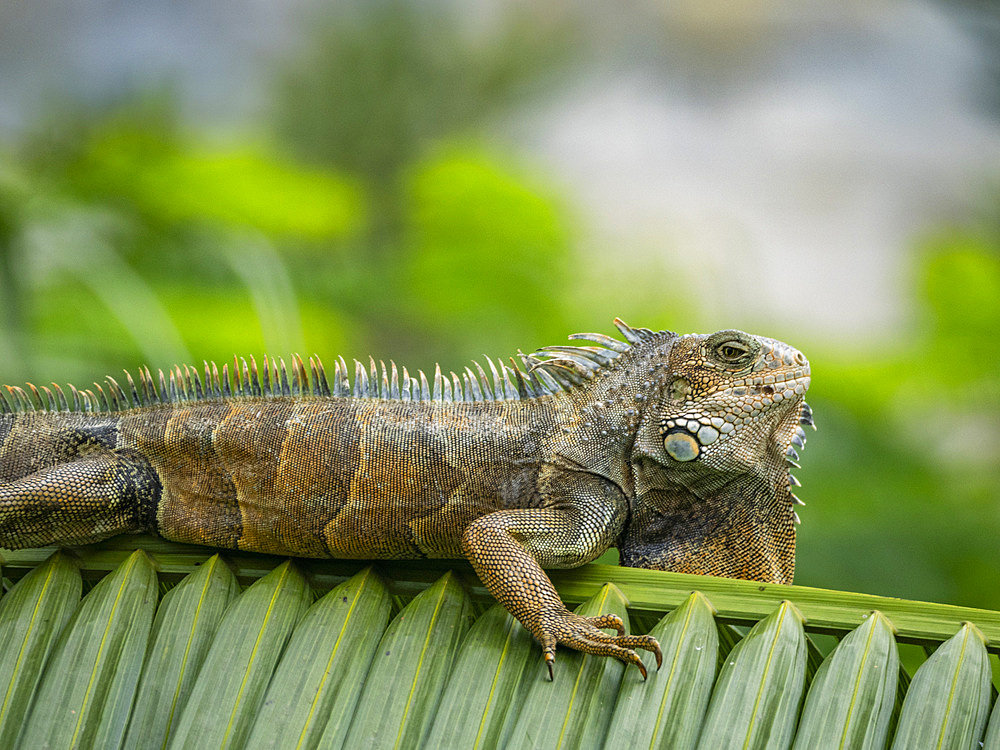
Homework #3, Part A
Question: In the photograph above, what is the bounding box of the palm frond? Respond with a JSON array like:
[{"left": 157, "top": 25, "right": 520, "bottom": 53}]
[{"left": 1, "top": 536, "right": 999, "bottom": 748}]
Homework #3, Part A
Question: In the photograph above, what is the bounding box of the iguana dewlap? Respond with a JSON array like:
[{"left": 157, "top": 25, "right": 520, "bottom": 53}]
[{"left": 0, "top": 319, "right": 812, "bottom": 678}]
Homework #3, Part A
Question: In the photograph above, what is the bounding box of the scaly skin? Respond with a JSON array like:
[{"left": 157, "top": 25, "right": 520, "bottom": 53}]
[{"left": 0, "top": 320, "right": 812, "bottom": 679}]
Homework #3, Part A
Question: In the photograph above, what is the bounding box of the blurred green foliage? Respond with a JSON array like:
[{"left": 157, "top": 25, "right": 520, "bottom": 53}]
[
  {"left": 402, "top": 149, "right": 573, "bottom": 353},
  {"left": 0, "top": 2, "right": 997, "bottom": 612},
  {"left": 76, "top": 129, "right": 362, "bottom": 238},
  {"left": 796, "top": 238, "right": 1000, "bottom": 607},
  {"left": 272, "top": 0, "right": 575, "bottom": 248}
]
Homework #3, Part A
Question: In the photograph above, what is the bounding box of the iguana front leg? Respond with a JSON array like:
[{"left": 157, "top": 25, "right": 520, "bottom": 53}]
[{"left": 462, "top": 505, "right": 662, "bottom": 679}]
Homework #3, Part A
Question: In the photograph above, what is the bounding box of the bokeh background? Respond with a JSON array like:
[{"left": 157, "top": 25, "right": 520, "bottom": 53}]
[{"left": 0, "top": 0, "right": 998, "bottom": 609}]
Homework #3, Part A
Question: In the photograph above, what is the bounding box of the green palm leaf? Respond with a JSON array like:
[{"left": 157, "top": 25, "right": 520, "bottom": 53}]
[
  {"left": 246, "top": 566, "right": 391, "bottom": 750},
  {"left": 123, "top": 554, "right": 239, "bottom": 749},
  {"left": 424, "top": 602, "right": 535, "bottom": 748},
  {"left": 500, "top": 583, "right": 631, "bottom": 749},
  {"left": 2, "top": 537, "right": 999, "bottom": 748},
  {"left": 0, "top": 551, "right": 81, "bottom": 747},
  {"left": 602, "top": 591, "right": 717, "bottom": 750},
  {"left": 165, "top": 560, "right": 311, "bottom": 750},
  {"left": 16, "top": 549, "right": 156, "bottom": 749},
  {"left": 696, "top": 601, "right": 807, "bottom": 750},
  {"left": 793, "top": 611, "right": 898, "bottom": 750}
]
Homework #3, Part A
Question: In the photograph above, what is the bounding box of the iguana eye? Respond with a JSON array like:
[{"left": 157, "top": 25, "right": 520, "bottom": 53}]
[{"left": 716, "top": 341, "right": 750, "bottom": 363}]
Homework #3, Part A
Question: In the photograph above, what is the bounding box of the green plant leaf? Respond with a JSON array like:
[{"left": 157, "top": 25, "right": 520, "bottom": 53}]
[
  {"left": 545, "top": 564, "right": 1000, "bottom": 648},
  {"left": 501, "top": 582, "right": 633, "bottom": 749},
  {"left": 981, "top": 685, "right": 1000, "bottom": 749},
  {"left": 245, "top": 566, "right": 391, "bottom": 750},
  {"left": 337, "top": 570, "right": 473, "bottom": 749},
  {"left": 890, "top": 622, "right": 992, "bottom": 750},
  {"left": 0, "top": 551, "right": 81, "bottom": 748},
  {"left": 697, "top": 600, "right": 807, "bottom": 750},
  {"left": 166, "top": 559, "right": 312, "bottom": 750},
  {"left": 17, "top": 549, "right": 157, "bottom": 749},
  {"left": 424, "top": 602, "right": 536, "bottom": 749},
  {"left": 2, "top": 540, "right": 1000, "bottom": 747},
  {"left": 603, "top": 590, "right": 718, "bottom": 750},
  {"left": 793, "top": 610, "right": 898, "bottom": 750},
  {"left": 123, "top": 554, "right": 239, "bottom": 750}
]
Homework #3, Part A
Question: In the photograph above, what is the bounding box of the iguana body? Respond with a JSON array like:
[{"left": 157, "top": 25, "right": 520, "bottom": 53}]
[{"left": 0, "top": 320, "right": 812, "bottom": 677}]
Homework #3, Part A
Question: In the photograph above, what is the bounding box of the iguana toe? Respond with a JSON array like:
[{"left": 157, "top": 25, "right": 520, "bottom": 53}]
[
  {"left": 586, "top": 613, "right": 626, "bottom": 635},
  {"left": 537, "top": 611, "right": 661, "bottom": 680}
]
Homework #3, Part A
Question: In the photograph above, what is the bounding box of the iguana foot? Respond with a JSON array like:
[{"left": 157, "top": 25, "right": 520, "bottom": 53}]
[{"left": 539, "top": 612, "right": 663, "bottom": 680}]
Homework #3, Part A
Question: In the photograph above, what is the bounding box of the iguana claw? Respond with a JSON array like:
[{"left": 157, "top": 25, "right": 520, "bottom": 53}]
[{"left": 539, "top": 612, "right": 662, "bottom": 680}]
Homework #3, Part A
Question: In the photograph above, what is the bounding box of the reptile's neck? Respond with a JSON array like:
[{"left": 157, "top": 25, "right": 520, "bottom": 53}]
[{"left": 546, "top": 336, "right": 676, "bottom": 495}]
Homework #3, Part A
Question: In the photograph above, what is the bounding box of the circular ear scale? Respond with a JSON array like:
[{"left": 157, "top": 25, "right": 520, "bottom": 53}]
[{"left": 663, "top": 431, "right": 700, "bottom": 462}]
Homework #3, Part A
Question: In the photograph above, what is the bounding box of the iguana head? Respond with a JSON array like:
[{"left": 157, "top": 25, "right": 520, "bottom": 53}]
[{"left": 618, "top": 327, "right": 812, "bottom": 584}]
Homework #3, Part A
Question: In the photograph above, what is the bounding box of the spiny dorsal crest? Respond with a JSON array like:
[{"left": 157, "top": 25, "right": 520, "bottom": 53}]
[{"left": 0, "top": 319, "right": 668, "bottom": 413}]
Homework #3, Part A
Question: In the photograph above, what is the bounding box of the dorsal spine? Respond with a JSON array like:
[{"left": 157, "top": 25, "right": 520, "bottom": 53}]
[{"left": 0, "top": 319, "right": 672, "bottom": 414}]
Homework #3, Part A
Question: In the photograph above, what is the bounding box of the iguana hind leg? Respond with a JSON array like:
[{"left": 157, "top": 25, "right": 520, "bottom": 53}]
[
  {"left": 0, "top": 449, "right": 159, "bottom": 549},
  {"left": 462, "top": 507, "right": 662, "bottom": 679}
]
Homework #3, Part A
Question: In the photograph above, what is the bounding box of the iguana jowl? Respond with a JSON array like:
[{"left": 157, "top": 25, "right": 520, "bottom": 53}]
[{"left": 0, "top": 319, "right": 812, "bottom": 678}]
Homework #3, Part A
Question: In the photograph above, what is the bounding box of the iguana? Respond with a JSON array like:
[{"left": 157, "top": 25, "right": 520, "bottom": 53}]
[{"left": 0, "top": 319, "right": 812, "bottom": 678}]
